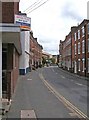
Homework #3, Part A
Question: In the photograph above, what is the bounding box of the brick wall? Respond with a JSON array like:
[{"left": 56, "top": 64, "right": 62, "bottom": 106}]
[
  {"left": 59, "top": 20, "right": 89, "bottom": 77},
  {"left": 30, "top": 32, "right": 43, "bottom": 67},
  {"left": 7, "top": 44, "right": 19, "bottom": 97},
  {"left": 2, "top": 2, "right": 19, "bottom": 23}
]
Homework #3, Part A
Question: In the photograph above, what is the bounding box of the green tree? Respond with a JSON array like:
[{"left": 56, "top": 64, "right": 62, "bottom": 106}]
[{"left": 42, "top": 57, "right": 46, "bottom": 65}]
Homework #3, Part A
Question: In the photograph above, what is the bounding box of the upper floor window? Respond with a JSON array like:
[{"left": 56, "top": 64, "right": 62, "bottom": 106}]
[
  {"left": 78, "top": 42, "right": 80, "bottom": 54},
  {"left": 78, "top": 30, "right": 80, "bottom": 39},
  {"left": 88, "top": 38, "right": 89, "bottom": 52},
  {"left": 74, "top": 33, "right": 77, "bottom": 41},
  {"left": 82, "top": 40, "right": 85, "bottom": 53},
  {"left": 75, "top": 44, "right": 77, "bottom": 55},
  {"left": 82, "top": 26, "right": 85, "bottom": 37},
  {"left": 88, "top": 23, "right": 89, "bottom": 34}
]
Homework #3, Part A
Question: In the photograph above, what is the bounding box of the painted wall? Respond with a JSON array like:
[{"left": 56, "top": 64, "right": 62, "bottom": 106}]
[{"left": 19, "top": 31, "right": 30, "bottom": 75}]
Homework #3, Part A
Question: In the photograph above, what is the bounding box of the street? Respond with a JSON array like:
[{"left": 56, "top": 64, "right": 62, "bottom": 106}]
[{"left": 4, "top": 66, "right": 89, "bottom": 119}]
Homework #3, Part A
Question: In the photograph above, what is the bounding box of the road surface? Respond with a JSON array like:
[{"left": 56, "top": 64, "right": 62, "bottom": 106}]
[{"left": 4, "top": 65, "right": 89, "bottom": 119}]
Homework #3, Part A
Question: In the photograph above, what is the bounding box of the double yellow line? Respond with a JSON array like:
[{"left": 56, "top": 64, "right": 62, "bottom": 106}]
[{"left": 39, "top": 73, "right": 89, "bottom": 119}]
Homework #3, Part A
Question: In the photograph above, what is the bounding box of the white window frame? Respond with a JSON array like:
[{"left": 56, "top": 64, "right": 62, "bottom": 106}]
[
  {"left": 75, "top": 44, "right": 77, "bottom": 55},
  {"left": 78, "top": 30, "right": 80, "bottom": 39},
  {"left": 74, "top": 33, "right": 76, "bottom": 41},
  {"left": 78, "top": 42, "right": 80, "bottom": 54},
  {"left": 82, "top": 26, "right": 85, "bottom": 37},
  {"left": 82, "top": 40, "right": 85, "bottom": 53},
  {"left": 82, "top": 59, "right": 85, "bottom": 72}
]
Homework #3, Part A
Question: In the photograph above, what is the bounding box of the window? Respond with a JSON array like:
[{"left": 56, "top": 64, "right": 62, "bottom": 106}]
[
  {"left": 74, "top": 33, "right": 76, "bottom": 41},
  {"left": 88, "top": 39, "right": 89, "bottom": 52},
  {"left": 78, "top": 30, "right": 80, "bottom": 39},
  {"left": 78, "top": 59, "right": 81, "bottom": 71},
  {"left": 82, "top": 40, "right": 85, "bottom": 53},
  {"left": 82, "top": 59, "right": 85, "bottom": 72},
  {"left": 82, "top": 26, "right": 85, "bottom": 37},
  {"left": 78, "top": 42, "right": 80, "bottom": 54},
  {"left": 14, "top": 48, "right": 16, "bottom": 68},
  {"left": 75, "top": 44, "right": 77, "bottom": 55},
  {"left": 88, "top": 58, "right": 89, "bottom": 73},
  {"left": 88, "top": 23, "right": 89, "bottom": 34},
  {"left": 2, "top": 44, "right": 7, "bottom": 70}
]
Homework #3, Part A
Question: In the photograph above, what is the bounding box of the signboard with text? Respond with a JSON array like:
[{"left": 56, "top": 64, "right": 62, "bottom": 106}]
[{"left": 15, "top": 14, "right": 31, "bottom": 30}]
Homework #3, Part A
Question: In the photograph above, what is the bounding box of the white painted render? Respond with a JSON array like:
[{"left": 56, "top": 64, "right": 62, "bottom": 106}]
[
  {"left": 66, "top": 59, "right": 71, "bottom": 70},
  {"left": 25, "top": 52, "right": 29, "bottom": 70},
  {"left": 19, "top": 31, "right": 30, "bottom": 74},
  {"left": 0, "top": 24, "right": 21, "bottom": 54}
]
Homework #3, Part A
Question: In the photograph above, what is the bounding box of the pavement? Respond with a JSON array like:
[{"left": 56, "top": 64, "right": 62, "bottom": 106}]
[
  {"left": 58, "top": 66, "right": 89, "bottom": 81},
  {"left": 1, "top": 66, "right": 89, "bottom": 119}
]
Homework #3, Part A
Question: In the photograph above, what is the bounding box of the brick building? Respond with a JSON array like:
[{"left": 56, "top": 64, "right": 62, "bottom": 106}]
[
  {"left": 30, "top": 31, "right": 43, "bottom": 69},
  {"left": 59, "top": 32, "right": 72, "bottom": 71},
  {"left": 59, "top": 19, "right": 89, "bottom": 77},
  {"left": 72, "top": 19, "right": 89, "bottom": 77},
  {"left": 1, "top": 1, "right": 21, "bottom": 100},
  {"left": 2, "top": 2, "right": 19, "bottom": 23}
]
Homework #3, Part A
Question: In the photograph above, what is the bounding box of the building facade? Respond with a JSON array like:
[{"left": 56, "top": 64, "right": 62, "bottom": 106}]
[
  {"left": 2, "top": 2, "right": 19, "bottom": 23},
  {"left": 72, "top": 20, "right": 89, "bottom": 77},
  {"left": 30, "top": 31, "right": 43, "bottom": 69},
  {"left": 1, "top": 1, "right": 21, "bottom": 100},
  {"left": 19, "top": 30, "right": 30, "bottom": 75},
  {"left": 59, "top": 19, "right": 89, "bottom": 77},
  {"left": 1, "top": 24, "right": 21, "bottom": 100}
]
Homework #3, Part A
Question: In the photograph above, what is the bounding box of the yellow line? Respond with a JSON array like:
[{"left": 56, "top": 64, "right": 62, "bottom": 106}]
[{"left": 39, "top": 73, "right": 89, "bottom": 119}]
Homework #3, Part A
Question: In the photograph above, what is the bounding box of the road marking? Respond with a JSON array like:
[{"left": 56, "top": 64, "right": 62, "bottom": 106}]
[
  {"left": 75, "top": 83, "right": 83, "bottom": 86},
  {"left": 52, "top": 68, "right": 54, "bottom": 72},
  {"left": 61, "top": 75, "right": 65, "bottom": 79},
  {"left": 39, "top": 73, "right": 88, "bottom": 119},
  {"left": 27, "top": 79, "right": 32, "bottom": 81},
  {"left": 69, "top": 112, "right": 78, "bottom": 117},
  {"left": 71, "top": 80, "right": 74, "bottom": 82},
  {"left": 21, "top": 110, "right": 37, "bottom": 119}
]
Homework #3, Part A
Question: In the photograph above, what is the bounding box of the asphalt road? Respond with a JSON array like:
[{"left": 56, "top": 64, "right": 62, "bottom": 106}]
[
  {"left": 40, "top": 66, "right": 89, "bottom": 117},
  {"left": 4, "top": 66, "right": 89, "bottom": 119}
]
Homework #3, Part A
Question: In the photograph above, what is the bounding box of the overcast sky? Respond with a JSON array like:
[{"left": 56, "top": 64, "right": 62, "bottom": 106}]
[{"left": 19, "top": 0, "right": 88, "bottom": 55}]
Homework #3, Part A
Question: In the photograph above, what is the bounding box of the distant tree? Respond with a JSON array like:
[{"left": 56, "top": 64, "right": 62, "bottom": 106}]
[
  {"left": 42, "top": 57, "right": 46, "bottom": 65},
  {"left": 50, "top": 57, "right": 55, "bottom": 64}
]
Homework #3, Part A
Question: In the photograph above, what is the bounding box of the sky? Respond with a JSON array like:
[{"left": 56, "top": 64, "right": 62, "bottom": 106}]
[{"left": 19, "top": 0, "right": 88, "bottom": 55}]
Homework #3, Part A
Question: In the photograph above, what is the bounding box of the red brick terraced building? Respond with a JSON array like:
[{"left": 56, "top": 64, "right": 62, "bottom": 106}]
[
  {"left": 59, "top": 19, "right": 89, "bottom": 77},
  {"left": 30, "top": 31, "right": 43, "bottom": 69}
]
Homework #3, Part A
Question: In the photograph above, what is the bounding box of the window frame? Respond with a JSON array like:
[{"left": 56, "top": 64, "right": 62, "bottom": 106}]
[{"left": 78, "top": 42, "right": 80, "bottom": 54}]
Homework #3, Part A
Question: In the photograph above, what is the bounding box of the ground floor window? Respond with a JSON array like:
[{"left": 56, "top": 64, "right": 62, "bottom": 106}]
[
  {"left": 88, "top": 58, "right": 89, "bottom": 73},
  {"left": 78, "top": 59, "right": 81, "bottom": 71},
  {"left": 2, "top": 44, "right": 7, "bottom": 70},
  {"left": 82, "top": 58, "right": 85, "bottom": 72},
  {"left": 88, "top": 39, "right": 89, "bottom": 52}
]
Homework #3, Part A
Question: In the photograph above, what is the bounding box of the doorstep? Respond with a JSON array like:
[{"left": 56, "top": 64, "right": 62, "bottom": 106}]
[{"left": 0, "top": 98, "right": 12, "bottom": 116}]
